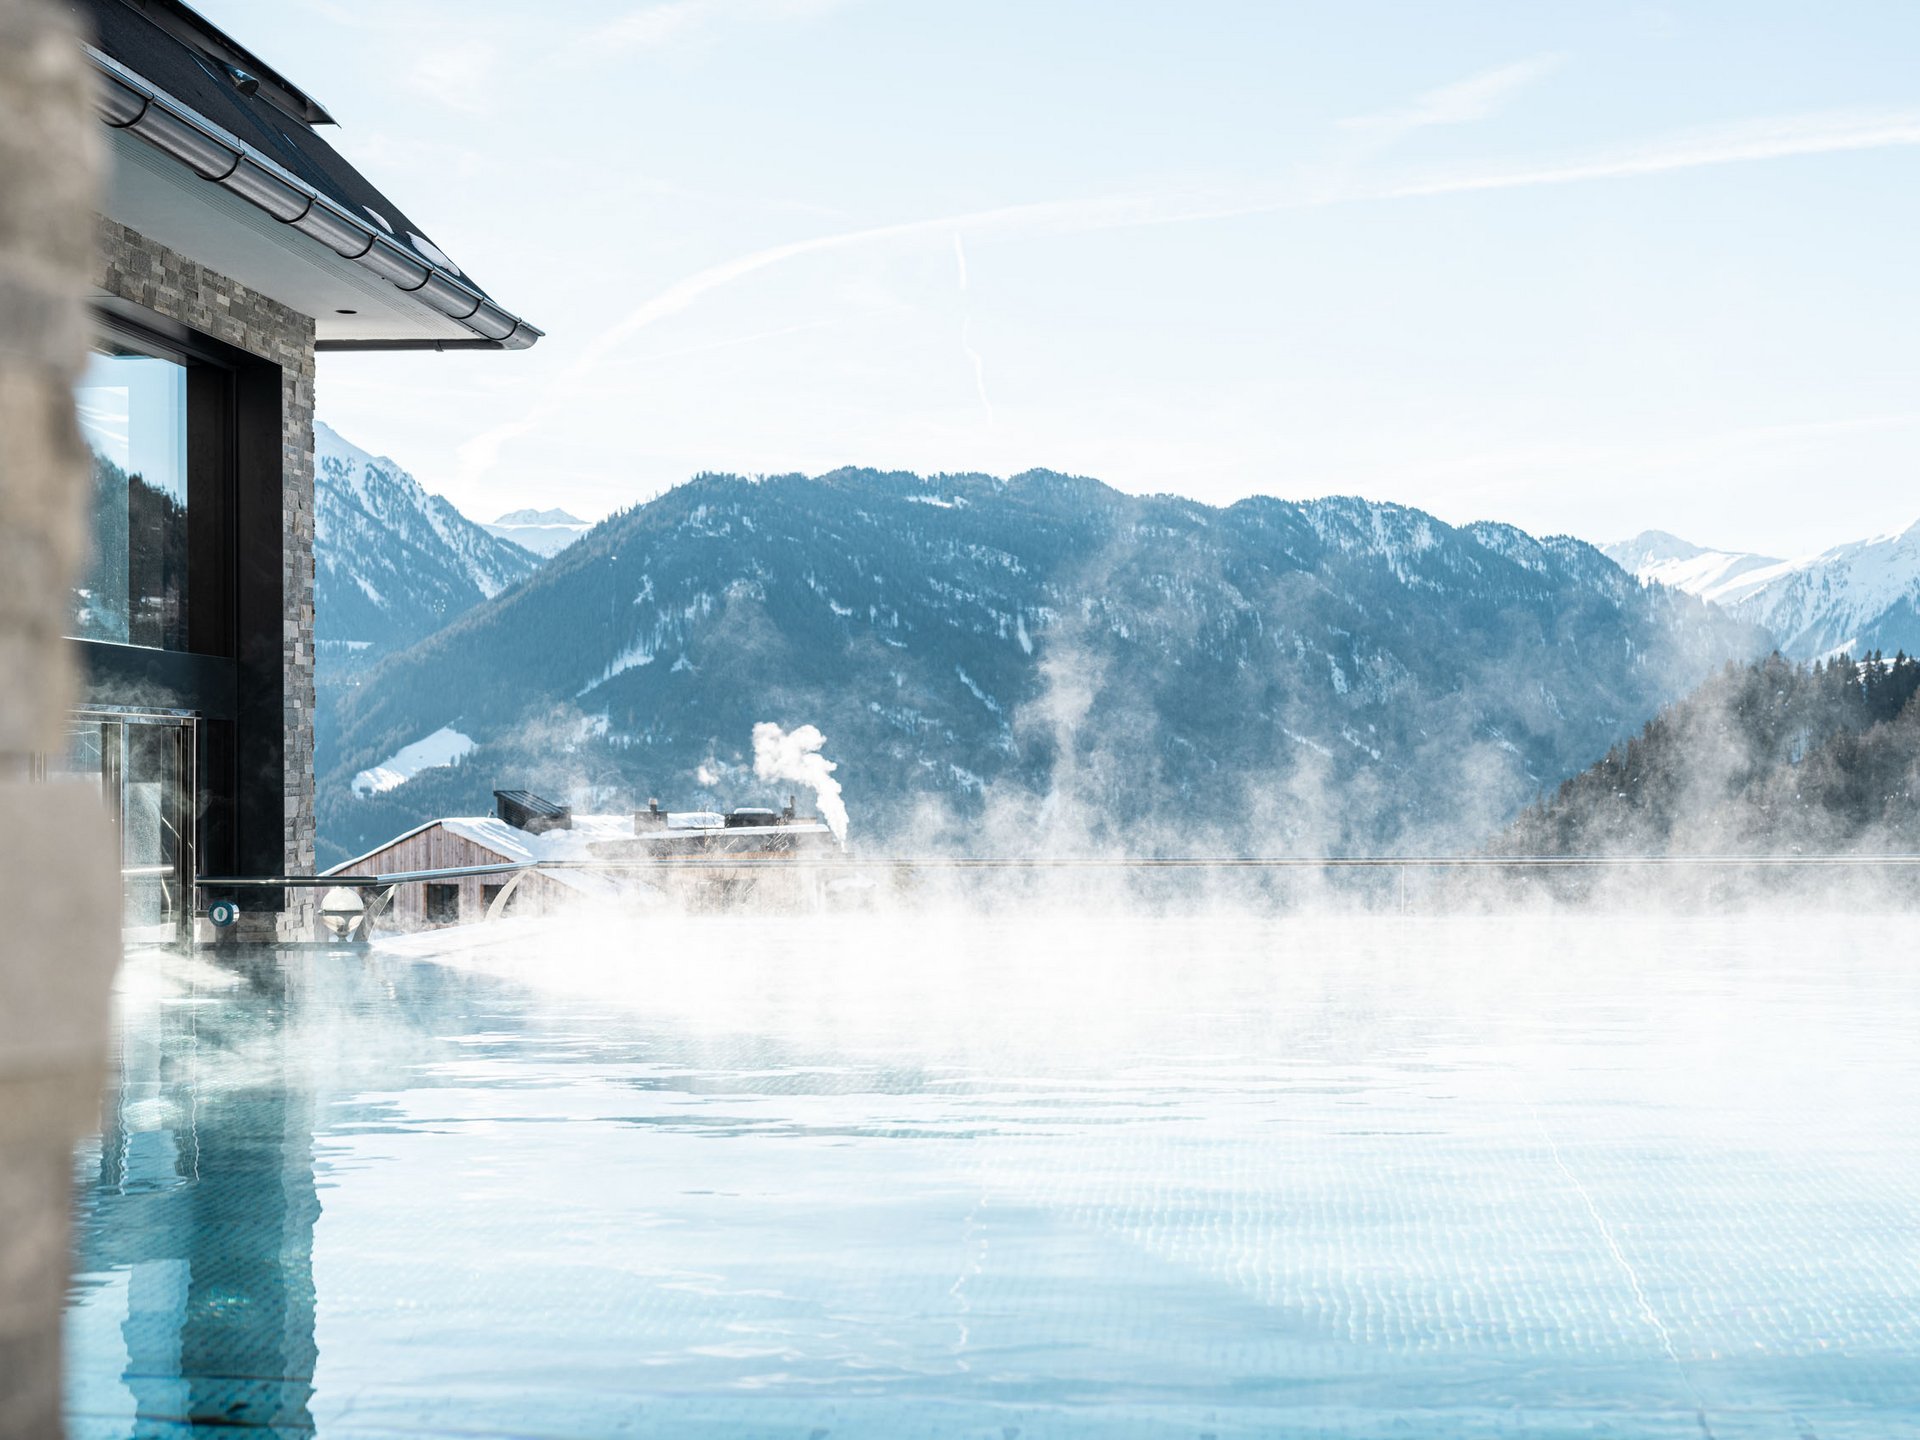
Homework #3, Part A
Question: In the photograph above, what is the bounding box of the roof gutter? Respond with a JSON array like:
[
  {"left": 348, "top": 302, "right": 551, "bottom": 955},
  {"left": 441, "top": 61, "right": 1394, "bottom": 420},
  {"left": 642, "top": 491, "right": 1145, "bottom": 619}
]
[
  {"left": 85, "top": 47, "right": 543, "bottom": 351},
  {"left": 312, "top": 338, "right": 525, "bottom": 353}
]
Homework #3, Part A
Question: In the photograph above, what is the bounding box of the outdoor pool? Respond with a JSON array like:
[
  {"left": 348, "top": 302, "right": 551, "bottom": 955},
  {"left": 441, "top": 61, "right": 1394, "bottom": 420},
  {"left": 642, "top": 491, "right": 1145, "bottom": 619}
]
[{"left": 64, "top": 912, "right": 1920, "bottom": 1438}]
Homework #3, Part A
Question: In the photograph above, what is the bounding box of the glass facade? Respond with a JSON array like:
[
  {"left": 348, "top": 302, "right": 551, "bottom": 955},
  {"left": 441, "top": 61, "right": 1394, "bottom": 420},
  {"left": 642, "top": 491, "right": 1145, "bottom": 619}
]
[
  {"left": 57, "top": 305, "right": 291, "bottom": 932},
  {"left": 72, "top": 345, "right": 190, "bottom": 651},
  {"left": 37, "top": 712, "right": 198, "bottom": 942}
]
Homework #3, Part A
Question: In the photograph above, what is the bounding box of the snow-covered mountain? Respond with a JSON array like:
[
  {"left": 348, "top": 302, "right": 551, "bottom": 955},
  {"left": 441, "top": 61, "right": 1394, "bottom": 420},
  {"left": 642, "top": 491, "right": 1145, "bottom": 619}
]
[
  {"left": 1602, "top": 531, "right": 1792, "bottom": 609},
  {"left": 485, "top": 507, "right": 592, "bottom": 557},
  {"left": 314, "top": 420, "right": 539, "bottom": 654},
  {"left": 1606, "top": 522, "right": 1920, "bottom": 659},
  {"left": 315, "top": 467, "right": 1767, "bottom": 865}
]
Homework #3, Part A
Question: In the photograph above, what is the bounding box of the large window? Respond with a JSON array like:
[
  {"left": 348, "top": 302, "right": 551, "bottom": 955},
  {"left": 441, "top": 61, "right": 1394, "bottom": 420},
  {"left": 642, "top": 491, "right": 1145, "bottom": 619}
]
[
  {"left": 72, "top": 344, "right": 191, "bottom": 650},
  {"left": 63, "top": 305, "right": 289, "bottom": 901},
  {"left": 424, "top": 884, "right": 461, "bottom": 925}
]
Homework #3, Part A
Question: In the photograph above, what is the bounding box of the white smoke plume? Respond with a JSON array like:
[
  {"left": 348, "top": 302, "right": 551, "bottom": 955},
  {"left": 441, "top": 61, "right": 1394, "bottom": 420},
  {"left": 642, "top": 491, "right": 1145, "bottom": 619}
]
[{"left": 753, "top": 721, "right": 848, "bottom": 843}]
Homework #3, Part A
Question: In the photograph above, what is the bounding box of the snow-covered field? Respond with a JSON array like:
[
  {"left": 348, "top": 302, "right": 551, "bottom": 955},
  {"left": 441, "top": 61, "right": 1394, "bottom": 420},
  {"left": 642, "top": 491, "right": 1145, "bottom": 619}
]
[{"left": 349, "top": 724, "right": 474, "bottom": 796}]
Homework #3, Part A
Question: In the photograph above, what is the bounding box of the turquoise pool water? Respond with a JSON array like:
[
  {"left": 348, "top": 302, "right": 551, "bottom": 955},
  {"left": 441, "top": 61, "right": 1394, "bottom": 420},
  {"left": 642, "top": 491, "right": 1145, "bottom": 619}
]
[{"left": 64, "top": 913, "right": 1920, "bottom": 1438}]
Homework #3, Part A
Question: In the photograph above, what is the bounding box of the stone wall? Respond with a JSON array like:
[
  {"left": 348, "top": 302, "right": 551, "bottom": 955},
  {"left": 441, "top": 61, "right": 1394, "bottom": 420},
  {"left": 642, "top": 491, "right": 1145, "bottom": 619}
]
[
  {"left": 0, "top": 0, "right": 119, "bottom": 1434},
  {"left": 92, "top": 218, "right": 318, "bottom": 939}
]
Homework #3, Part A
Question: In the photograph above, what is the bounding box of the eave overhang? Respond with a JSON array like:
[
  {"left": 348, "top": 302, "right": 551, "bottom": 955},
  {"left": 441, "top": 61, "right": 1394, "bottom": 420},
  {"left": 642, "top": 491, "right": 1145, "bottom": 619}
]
[{"left": 87, "top": 47, "right": 542, "bottom": 351}]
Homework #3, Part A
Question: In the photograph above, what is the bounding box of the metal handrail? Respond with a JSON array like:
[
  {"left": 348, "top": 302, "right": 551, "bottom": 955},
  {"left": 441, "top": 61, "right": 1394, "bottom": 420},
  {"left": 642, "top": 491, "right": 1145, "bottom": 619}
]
[
  {"left": 195, "top": 852, "right": 1920, "bottom": 888},
  {"left": 184, "top": 851, "right": 1920, "bottom": 943},
  {"left": 199, "top": 862, "right": 526, "bottom": 888}
]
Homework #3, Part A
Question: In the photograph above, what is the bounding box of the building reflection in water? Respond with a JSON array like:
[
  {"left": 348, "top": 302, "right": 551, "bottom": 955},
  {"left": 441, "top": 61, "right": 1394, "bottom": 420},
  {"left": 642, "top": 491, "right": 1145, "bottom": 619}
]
[{"left": 74, "top": 952, "right": 321, "bottom": 1433}]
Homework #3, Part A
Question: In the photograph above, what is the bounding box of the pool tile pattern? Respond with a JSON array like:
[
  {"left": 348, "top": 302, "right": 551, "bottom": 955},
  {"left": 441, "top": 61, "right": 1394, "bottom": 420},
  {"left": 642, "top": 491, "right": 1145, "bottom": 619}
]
[{"left": 63, "top": 916, "right": 1920, "bottom": 1437}]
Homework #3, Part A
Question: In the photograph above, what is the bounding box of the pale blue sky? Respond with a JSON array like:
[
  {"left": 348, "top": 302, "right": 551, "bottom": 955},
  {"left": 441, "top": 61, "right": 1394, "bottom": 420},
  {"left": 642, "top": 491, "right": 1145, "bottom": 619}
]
[{"left": 196, "top": 0, "right": 1920, "bottom": 556}]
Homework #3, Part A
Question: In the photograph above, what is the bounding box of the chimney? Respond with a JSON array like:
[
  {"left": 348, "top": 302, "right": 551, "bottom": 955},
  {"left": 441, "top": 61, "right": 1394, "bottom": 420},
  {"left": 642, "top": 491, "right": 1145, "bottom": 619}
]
[
  {"left": 634, "top": 797, "right": 667, "bottom": 829},
  {"left": 494, "top": 789, "right": 572, "bottom": 834}
]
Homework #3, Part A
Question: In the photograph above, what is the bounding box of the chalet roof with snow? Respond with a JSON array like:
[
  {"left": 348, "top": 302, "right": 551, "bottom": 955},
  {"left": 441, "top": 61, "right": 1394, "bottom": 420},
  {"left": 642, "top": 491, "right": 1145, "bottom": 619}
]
[{"left": 325, "top": 811, "right": 839, "bottom": 888}]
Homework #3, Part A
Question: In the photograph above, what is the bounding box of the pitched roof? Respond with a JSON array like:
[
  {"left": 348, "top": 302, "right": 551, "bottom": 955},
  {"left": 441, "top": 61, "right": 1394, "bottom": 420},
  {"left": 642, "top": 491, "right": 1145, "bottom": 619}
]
[
  {"left": 324, "top": 815, "right": 638, "bottom": 897},
  {"left": 83, "top": 0, "right": 335, "bottom": 125},
  {"left": 69, "top": 0, "right": 541, "bottom": 349}
]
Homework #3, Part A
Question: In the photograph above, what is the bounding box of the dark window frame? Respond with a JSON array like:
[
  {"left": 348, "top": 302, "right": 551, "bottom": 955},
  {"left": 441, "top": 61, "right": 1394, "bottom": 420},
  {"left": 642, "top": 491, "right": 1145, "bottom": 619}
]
[
  {"left": 82, "top": 305, "right": 241, "bottom": 662},
  {"left": 424, "top": 884, "right": 461, "bottom": 925},
  {"left": 75, "top": 332, "right": 194, "bottom": 653},
  {"left": 76, "top": 298, "right": 288, "bottom": 894}
]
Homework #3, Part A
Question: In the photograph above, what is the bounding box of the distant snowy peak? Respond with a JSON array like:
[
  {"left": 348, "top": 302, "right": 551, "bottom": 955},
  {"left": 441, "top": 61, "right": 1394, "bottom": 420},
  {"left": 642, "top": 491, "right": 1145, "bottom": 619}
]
[
  {"left": 1603, "top": 530, "right": 1791, "bottom": 609},
  {"left": 1743, "top": 520, "right": 1920, "bottom": 659},
  {"left": 1606, "top": 522, "right": 1920, "bottom": 659},
  {"left": 486, "top": 506, "right": 592, "bottom": 558},
  {"left": 313, "top": 420, "right": 538, "bottom": 651},
  {"left": 1609, "top": 530, "right": 1709, "bottom": 564}
]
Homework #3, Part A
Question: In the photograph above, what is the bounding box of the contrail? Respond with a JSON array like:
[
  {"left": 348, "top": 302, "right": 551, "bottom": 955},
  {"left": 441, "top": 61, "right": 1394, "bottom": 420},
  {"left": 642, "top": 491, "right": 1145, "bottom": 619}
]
[
  {"left": 455, "top": 190, "right": 1165, "bottom": 487},
  {"left": 953, "top": 232, "right": 994, "bottom": 429},
  {"left": 1372, "top": 107, "right": 1920, "bottom": 201},
  {"left": 453, "top": 105, "right": 1920, "bottom": 489}
]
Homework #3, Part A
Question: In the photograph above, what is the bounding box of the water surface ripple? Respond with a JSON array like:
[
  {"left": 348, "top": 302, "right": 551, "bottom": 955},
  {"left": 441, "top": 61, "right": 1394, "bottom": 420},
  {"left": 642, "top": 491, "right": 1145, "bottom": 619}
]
[{"left": 64, "top": 913, "right": 1920, "bottom": 1438}]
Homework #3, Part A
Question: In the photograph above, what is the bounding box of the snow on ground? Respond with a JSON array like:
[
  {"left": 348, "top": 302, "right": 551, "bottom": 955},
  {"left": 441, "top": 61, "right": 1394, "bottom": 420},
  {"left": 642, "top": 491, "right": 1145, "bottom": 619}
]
[
  {"left": 352, "top": 726, "right": 475, "bottom": 797},
  {"left": 578, "top": 640, "right": 655, "bottom": 695}
]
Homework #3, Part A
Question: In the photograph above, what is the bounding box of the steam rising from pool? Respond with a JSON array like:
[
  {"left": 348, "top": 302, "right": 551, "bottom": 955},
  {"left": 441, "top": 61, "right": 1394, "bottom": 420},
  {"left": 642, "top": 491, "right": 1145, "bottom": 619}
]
[{"left": 78, "top": 909, "right": 1920, "bottom": 1437}]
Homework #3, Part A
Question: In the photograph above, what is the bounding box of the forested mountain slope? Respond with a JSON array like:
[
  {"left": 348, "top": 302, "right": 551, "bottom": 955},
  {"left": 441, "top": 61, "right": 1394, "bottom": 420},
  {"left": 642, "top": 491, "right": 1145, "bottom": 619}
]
[
  {"left": 1506, "top": 651, "right": 1920, "bottom": 856},
  {"left": 314, "top": 420, "right": 537, "bottom": 656},
  {"left": 316, "top": 467, "right": 1768, "bottom": 866}
]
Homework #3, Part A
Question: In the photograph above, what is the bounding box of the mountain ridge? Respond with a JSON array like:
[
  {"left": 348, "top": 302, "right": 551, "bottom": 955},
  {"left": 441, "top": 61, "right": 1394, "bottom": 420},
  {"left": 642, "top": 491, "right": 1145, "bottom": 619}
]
[
  {"left": 494, "top": 506, "right": 587, "bottom": 526},
  {"left": 1605, "top": 519, "right": 1920, "bottom": 659},
  {"left": 1506, "top": 650, "right": 1920, "bottom": 861},
  {"left": 312, "top": 420, "right": 542, "bottom": 789},
  {"left": 485, "top": 506, "right": 593, "bottom": 557},
  {"left": 314, "top": 465, "right": 1768, "bottom": 866},
  {"left": 314, "top": 419, "right": 539, "bottom": 653}
]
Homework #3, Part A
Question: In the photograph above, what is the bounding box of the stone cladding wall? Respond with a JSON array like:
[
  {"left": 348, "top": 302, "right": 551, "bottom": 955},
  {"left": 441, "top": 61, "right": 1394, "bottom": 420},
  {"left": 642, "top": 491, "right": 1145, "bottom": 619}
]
[{"left": 93, "top": 217, "right": 317, "bottom": 939}]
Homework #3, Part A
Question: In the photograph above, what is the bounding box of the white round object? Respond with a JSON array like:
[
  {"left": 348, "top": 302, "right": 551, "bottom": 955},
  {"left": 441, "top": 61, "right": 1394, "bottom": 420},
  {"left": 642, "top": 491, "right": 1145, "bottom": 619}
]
[{"left": 408, "top": 233, "right": 463, "bottom": 276}]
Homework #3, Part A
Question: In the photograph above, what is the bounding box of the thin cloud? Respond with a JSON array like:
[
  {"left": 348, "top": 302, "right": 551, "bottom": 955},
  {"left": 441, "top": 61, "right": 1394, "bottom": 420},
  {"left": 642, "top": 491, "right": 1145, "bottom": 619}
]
[
  {"left": 584, "top": 0, "right": 862, "bottom": 56},
  {"left": 609, "top": 318, "right": 841, "bottom": 371},
  {"left": 407, "top": 39, "right": 498, "bottom": 113},
  {"left": 1355, "top": 412, "right": 1920, "bottom": 537},
  {"left": 1372, "top": 107, "right": 1920, "bottom": 199},
  {"left": 596, "top": 0, "right": 714, "bottom": 50},
  {"left": 1340, "top": 54, "right": 1565, "bottom": 144},
  {"left": 458, "top": 104, "right": 1920, "bottom": 486},
  {"left": 455, "top": 192, "right": 1162, "bottom": 484}
]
